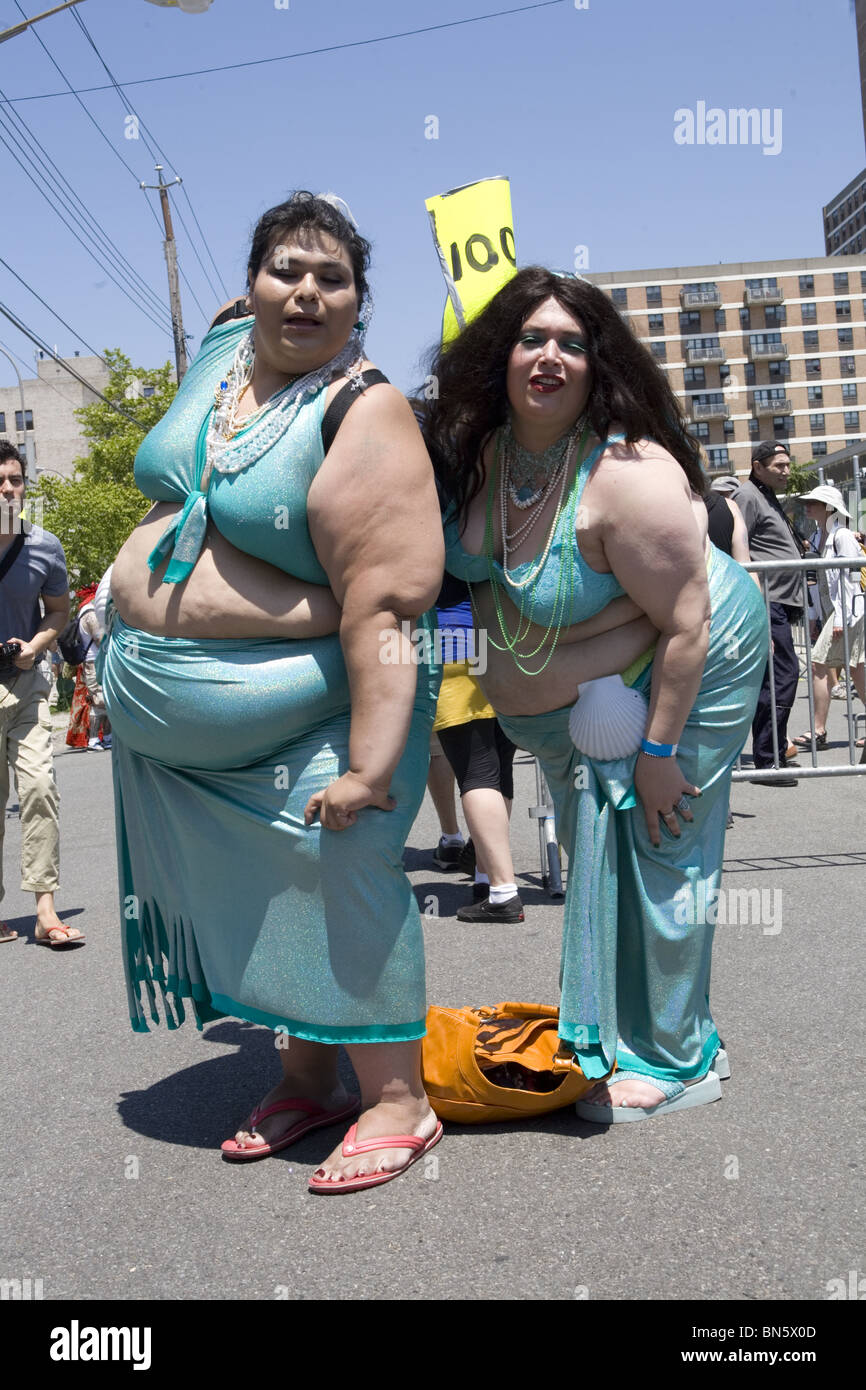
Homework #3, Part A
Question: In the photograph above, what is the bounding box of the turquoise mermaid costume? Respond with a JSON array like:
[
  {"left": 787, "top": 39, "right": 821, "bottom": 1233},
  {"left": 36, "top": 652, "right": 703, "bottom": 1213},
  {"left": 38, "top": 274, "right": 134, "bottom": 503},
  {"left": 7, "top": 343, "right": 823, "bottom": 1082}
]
[
  {"left": 444, "top": 435, "right": 769, "bottom": 1081},
  {"left": 102, "top": 317, "right": 439, "bottom": 1040}
]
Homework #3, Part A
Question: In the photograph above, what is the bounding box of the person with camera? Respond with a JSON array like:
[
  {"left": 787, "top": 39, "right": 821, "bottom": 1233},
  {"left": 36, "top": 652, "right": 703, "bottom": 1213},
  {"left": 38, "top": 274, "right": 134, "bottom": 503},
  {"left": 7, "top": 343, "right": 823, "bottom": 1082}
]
[{"left": 0, "top": 443, "right": 81, "bottom": 947}]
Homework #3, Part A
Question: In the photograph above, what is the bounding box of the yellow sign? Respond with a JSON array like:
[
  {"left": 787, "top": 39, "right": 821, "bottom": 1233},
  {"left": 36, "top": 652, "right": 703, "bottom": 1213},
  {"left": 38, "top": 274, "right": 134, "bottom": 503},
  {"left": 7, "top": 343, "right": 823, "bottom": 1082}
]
[{"left": 425, "top": 176, "right": 517, "bottom": 343}]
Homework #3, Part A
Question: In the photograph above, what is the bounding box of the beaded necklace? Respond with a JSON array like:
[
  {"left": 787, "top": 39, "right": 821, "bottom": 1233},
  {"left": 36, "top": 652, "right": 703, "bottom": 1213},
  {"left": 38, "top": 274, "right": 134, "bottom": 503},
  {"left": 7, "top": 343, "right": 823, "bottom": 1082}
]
[{"left": 476, "top": 422, "right": 591, "bottom": 676}]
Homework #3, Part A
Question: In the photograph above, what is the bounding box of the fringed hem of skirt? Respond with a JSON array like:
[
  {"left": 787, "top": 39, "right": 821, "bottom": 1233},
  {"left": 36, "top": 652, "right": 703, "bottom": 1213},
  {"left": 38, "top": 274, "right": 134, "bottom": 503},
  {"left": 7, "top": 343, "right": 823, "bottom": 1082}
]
[{"left": 209, "top": 994, "right": 426, "bottom": 1044}]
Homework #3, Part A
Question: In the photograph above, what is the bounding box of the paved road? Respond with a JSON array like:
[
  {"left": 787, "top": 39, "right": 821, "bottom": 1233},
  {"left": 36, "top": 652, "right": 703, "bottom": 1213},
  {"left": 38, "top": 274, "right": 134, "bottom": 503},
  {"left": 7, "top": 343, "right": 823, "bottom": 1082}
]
[{"left": 1, "top": 691, "right": 863, "bottom": 1302}]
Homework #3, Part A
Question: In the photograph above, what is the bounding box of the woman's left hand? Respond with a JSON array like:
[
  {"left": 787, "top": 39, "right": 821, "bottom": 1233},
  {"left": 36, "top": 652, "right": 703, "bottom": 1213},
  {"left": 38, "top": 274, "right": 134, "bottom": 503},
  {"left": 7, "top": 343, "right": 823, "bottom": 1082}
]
[
  {"left": 634, "top": 754, "right": 701, "bottom": 848},
  {"left": 304, "top": 771, "right": 396, "bottom": 831}
]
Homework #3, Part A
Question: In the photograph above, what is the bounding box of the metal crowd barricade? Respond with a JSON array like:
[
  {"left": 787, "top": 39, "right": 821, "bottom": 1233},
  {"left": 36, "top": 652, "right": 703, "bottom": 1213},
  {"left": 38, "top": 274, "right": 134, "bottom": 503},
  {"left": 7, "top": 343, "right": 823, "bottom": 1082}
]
[{"left": 732, "top": 554, "right": 866, "bottom": 780}]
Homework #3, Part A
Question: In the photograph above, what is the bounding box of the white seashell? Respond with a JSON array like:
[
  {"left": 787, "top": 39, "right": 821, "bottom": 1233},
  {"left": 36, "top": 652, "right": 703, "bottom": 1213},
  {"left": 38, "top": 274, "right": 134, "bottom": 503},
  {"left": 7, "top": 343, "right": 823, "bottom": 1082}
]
[{"left": 568, "top": 675, "right": 648, "bottom": 760}]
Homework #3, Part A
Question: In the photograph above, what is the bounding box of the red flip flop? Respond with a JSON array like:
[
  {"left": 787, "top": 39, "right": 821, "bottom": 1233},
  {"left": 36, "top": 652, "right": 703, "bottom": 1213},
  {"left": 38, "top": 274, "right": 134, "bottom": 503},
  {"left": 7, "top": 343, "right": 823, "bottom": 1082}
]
[
  {"left": 220, "top": 1096, "right": 361, "bottom": 1162},
  {"left": 308, "top": 1119, "right": 444, "bottom": 1194}
]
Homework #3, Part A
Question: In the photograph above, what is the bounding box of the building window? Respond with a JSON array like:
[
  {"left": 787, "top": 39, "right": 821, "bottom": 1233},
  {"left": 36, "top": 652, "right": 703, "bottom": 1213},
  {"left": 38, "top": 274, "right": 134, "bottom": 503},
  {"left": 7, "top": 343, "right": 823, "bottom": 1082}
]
[
  {"left": 842, "top": 382, "right": 858, "bottom": 402},
  {"left": 765, "top": 305, "right": 787, "bottom": 326},
  {"left": 833, "top": 271, "right": 849, "bottom": 292},
  {"left": 646, "top": 285, "right": 662, "bottom": 306},
  {"left": 650, "top": 341, "right": 667, "bottom": 361},
  {"left": 809, "top": 413, "right": 825, "bottom": 432},
  {"left": 748, "top": 417, "right": 760, "bottom": 439},
  {"left": 739, "top": 307, "right": 751, "bottom": 329},
  {"left": 836, "top": 300, "right": 852, "bottom": 319},
  {"left": 14, "top": 410, "right": 34, "bottom": 431},
  {"left": 707, "top": 447, "right": 730, "bottom": 469},
  {"left": 0, "top": 412, "right": 5, "bottom": 431},
  {"left": 799, "top": 274, "right": 814, "bottom": 293},
  {"left": 844, "top": 410, "right": 860, "bottom": 430},
  {"left": 812, "top": 441, "right": 828, "bottom": 456},
  {"left": 838, "top": 327, "right": 854, "bottom": 347},
  {"left": 840, "top": 355, "right": 856, "bottom": 375},
  {"left": 142, "top": 385, "right": 155, "bottom": 398},
  {"left": 723, "top": 418, "right": 735, "bottom": 436},
  {"left": 745, "top": 277, "right": 778, "bottom": 290},
  {"left": 806, "top": 359, "right": 822, "bottom": 377},
  {"left": 860, "top": 271, "right": 866, "bottom": 292},
  {"left": 801, "top": 302, "right": 817, "bottom": 323},
  {"left": 714, "top": 307, "right": 726, "bottom": 330},
  {"left": 611, "top": 288, "right": 628, "bottom": 307},
  {"left": 802, "top": 330, "right": 819, "bottom": 350},
  {"left": 807, "top": 385, "right": 823, "bottom": 405},
  {"left": 718, "top": 364, "right": 732, "bottom": 387},
  {"left": 679, "top": 311, "right": 701, "bottom": 332},
  {"left": 745, "top": 362, "right": 756, "bottom": 386},
  {"left": 684, "top": 366, "right": 706, "bottom": 387},
  {"left": 647, "top": 314, "right": 664, "bottom": 333},
  {"left": 768, "top": 359, "right": 791, "bottom": 381},
  {"left": 690, "top": 421, "right": 710, "bottom": 440},
  {"left": 772, "top": 417, "right": 791, "bottom": 439}
]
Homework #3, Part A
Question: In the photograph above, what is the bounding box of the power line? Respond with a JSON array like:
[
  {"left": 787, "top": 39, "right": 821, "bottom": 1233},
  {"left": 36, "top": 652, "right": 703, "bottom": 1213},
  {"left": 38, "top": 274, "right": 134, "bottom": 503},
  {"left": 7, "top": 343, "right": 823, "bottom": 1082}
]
[
  {"left": 0, "top": 2, "right": 569, "bottom": 102},
  {"left": 0, "top": 254, "right": 108, "bottom": 363},
  {"left": 69, "top": 6, "right": 229, "bottom": 303},
  {"left": 0, "top": 92, "right": 173, "bottom": 332},
  {"left": 0, "top": 300, "right": 148, "bottom": 432}
]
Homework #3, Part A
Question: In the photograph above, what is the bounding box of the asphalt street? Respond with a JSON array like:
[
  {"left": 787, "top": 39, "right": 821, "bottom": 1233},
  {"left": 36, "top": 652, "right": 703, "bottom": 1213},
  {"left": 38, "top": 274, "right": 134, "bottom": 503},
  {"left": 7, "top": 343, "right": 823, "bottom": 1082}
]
[{"left": 1, "top": 691, "right": 863, "bottom": 1304}]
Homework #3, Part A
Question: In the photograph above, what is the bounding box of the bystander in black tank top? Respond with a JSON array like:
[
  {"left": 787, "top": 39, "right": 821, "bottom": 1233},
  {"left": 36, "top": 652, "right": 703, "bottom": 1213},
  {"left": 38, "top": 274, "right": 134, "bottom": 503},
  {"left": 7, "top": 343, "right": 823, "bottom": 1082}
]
[{"left": 705, "top": 491, "right": 735, "bottom": 556}]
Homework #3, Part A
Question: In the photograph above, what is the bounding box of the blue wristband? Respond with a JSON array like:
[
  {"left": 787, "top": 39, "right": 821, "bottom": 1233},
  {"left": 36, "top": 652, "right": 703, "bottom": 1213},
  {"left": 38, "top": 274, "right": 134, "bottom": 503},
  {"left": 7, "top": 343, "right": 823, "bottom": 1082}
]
[{"left": 640, "top": 738, "right": 678, "bottom": 758}]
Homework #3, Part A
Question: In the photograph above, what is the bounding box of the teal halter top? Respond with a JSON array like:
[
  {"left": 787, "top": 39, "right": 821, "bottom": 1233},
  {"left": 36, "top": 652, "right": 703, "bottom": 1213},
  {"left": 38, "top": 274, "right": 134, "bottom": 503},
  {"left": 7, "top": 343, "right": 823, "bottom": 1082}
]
[
  {"left": 442, "top": 433, "right": 627, "bottom": 627},
  {"left": 134, "top": 317, "right": 330, "bottom": 586}
]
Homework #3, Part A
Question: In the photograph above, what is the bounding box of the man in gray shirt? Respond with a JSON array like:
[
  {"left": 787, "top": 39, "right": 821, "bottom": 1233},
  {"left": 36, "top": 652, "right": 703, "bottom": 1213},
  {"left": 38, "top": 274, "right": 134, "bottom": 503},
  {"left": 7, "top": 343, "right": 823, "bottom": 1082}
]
[
  {"left": 0, "top": 442, "right": 81, "bottom": 946},
  {"left": 734, "top": 441, "right": 805, "bottom": 785}
]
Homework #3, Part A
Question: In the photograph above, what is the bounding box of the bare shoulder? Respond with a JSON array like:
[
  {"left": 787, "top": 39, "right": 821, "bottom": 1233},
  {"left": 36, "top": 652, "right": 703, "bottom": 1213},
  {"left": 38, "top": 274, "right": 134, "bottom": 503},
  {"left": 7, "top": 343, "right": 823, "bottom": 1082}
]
[
  {"left": 593, "top": 435, "right": 692, "bottom": 508},
  {"left": 322, "top": 359, "right": 411, "bottom": 422}
]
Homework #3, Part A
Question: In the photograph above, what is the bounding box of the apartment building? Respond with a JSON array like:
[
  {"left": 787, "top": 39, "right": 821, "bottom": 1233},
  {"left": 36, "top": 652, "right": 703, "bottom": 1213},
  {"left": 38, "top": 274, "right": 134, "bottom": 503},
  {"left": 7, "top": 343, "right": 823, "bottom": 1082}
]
[
  {"left": 823, "top": 168, "right": 866, "bottom": 257},
  {"left": 0, "top": 352, "right": 111, "bottom": 480},
  {"left": 588, "top": 256, "right": 866, "bottom": 476}
]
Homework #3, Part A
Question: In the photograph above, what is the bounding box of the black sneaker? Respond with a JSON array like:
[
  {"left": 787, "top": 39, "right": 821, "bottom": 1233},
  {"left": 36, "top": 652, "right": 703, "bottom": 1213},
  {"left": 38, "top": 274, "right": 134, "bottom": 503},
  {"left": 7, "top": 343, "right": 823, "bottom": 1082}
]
[
  {"left": 431, "top": 838, "right": 464, "bottom": 870},
  {"left": 457, "top": 838, "right": 476, "bottom": 876},
  {"left": 456, "top": 893, "right": 525, "bottom": 923}
]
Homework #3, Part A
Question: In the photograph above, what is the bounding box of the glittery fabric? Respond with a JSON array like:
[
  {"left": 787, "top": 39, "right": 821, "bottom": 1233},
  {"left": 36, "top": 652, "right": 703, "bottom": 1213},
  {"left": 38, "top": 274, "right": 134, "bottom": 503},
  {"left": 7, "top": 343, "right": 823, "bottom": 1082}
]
[
  {"left": 442, "top": 434, "right": 627, "bottom": 627},
  {"left": 107, "top": 316, "right": 441, "bottom": 1041},
  {"left": 103, "top": 616, "right": 439, "bottom": 1039},
  {"left": 498, "top": 546, "right": 769, "bottom": 1082}
]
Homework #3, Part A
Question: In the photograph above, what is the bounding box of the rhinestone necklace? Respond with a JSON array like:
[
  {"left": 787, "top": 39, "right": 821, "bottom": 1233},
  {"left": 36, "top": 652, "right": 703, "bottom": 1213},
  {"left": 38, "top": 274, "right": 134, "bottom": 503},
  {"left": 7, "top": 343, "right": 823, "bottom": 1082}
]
[{"left": 503, "top": 413, "right": 585, "bottom": 509}]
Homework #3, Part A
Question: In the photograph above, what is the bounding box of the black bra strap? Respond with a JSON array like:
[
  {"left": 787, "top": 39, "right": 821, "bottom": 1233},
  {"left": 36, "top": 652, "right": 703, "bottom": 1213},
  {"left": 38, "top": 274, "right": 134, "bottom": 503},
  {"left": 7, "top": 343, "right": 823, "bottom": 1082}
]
[
  {"left": 321, "top": 370, "right": 390, "bottom": 454},
  {"left": 209, "top": 298, "right": 252, "bottom": 330}
]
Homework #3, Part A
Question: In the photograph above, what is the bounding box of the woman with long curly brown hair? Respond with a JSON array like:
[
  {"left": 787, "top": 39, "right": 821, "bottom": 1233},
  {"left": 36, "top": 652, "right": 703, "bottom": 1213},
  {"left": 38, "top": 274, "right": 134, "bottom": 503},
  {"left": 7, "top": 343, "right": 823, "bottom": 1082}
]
[{"left": 425, "top": 267, "right": 768, "bottom": 1122}]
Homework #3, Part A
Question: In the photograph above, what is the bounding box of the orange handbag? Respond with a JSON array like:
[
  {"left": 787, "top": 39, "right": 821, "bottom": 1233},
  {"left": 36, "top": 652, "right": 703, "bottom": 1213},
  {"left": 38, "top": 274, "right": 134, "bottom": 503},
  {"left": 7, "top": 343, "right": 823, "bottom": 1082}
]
[{"left": 421, "top": 1001, "right": 603, "bottom": 1123}]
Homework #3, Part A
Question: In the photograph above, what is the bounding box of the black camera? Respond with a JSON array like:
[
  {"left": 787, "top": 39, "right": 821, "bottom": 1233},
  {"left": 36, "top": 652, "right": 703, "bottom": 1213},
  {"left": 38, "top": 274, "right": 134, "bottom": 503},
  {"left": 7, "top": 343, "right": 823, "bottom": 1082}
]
[{"left": 0, "top": 641, "right": 22, "bottom": 672}]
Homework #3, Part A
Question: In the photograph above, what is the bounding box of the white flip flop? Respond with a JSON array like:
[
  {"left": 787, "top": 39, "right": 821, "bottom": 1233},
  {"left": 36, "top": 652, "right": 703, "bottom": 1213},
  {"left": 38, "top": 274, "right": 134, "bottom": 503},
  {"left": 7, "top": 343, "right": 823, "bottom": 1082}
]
[{"left": 576, "top": 1069, "right": 722, "bottom": 1123}]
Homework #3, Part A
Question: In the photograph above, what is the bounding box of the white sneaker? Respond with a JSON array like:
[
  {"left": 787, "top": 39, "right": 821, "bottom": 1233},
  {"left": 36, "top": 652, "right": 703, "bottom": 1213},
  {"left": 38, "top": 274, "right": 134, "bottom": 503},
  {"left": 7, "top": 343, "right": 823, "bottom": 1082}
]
[{"left": 88, "top": 737, "right": 101, "bottom": 749}]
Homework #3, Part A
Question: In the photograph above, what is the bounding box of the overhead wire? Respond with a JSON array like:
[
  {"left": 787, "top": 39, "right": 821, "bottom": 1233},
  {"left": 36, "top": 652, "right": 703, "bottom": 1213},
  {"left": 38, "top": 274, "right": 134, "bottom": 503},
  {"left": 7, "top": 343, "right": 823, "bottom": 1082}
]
[
  {"left": 0, "top": 91, "right": 174, "bottom": 332},
  {"left": 0, "top": 299, "right": 147, "bottom": 431},
  {"left": 0, "top": 254, "right": 108, "bottom": 364},
  {"left": 69, "top": 5, "right": 228, "bottom": 307},
  {"left": 0, "top": 1, "right": 569, "bottom": 102}
]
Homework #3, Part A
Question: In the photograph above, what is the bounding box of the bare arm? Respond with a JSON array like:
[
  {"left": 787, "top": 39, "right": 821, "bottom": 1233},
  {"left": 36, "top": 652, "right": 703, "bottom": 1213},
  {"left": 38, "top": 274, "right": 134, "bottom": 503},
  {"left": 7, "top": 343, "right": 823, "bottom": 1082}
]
[
  {"left": 726, "top": 498, "right": 751, "bottom": 567},
  {"left": 306, "top": 384, "right": 443, "bottom": 828},
  {"left": 600, "top": 452, "right": 710, "bottom": 843},
  {"left": 9, "top": 590, "right": 70, "bottom": 671}
]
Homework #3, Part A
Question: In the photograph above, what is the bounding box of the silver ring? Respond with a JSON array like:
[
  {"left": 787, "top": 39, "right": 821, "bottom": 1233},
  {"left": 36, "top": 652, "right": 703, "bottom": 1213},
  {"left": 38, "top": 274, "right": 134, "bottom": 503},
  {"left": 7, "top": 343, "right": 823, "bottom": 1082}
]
[{"left": 674, "top": 796, "right": 691, "bottom": 814}]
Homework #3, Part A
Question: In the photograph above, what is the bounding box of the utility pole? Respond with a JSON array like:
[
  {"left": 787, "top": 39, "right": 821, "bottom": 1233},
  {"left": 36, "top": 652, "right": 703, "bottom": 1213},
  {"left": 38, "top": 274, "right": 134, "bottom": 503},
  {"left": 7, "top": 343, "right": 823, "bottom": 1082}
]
[{"left": 141, "top": 165, "right": 187, "bottom": 383}]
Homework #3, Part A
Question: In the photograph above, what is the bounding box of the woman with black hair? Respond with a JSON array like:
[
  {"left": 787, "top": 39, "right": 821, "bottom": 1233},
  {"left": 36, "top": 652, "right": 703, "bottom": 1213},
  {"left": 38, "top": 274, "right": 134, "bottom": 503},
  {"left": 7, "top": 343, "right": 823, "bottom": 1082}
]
[
  {"left": 425, "top": 268, "right": 768, "bottom": 1122},
  {"left": 104, "top": 193, "right": 445, "bottom": 1192}
]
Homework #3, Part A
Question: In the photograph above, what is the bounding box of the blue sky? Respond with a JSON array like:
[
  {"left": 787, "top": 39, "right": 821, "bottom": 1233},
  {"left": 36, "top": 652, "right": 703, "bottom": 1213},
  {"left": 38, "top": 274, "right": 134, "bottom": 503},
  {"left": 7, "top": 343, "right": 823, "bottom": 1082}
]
[{"left": 0, "top": 0, "right": 862, "bottom": 395}]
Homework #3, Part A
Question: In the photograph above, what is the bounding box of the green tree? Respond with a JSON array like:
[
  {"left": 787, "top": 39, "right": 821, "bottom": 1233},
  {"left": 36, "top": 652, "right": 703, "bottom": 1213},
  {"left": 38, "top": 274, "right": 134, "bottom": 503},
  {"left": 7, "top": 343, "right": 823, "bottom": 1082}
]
[
  {"left": 29, "top": 350, "right": 176, "bottom": 586},
  {"left": 785, "top": 456, "right": 820, "bottom": 498}
]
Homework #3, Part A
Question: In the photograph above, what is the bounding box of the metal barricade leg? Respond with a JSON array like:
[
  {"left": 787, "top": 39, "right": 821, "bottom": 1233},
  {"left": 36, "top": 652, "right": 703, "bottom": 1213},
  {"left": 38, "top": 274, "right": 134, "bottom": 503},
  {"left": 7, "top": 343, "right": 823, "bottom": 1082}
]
[{"left": 529, "top": 759, "right": 564, "bottom": 899}]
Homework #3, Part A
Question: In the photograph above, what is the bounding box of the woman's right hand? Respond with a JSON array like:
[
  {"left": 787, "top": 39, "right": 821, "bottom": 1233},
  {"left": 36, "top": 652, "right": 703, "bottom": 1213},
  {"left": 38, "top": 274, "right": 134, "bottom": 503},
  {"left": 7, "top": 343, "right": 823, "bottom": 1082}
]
[{"left": 304, "top": 771, "right": 396, "bottom": 831}]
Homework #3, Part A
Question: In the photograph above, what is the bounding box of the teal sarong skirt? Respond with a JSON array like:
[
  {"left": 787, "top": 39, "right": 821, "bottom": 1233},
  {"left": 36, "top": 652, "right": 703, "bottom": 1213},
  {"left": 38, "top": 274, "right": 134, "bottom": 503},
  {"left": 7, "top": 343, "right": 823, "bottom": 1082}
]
[
  {"left": 498, "top": 546, "right": 769, "bottom": 1082},
  {"left": 102, "top": 615, "right": 440, "bottom": 1042}
]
